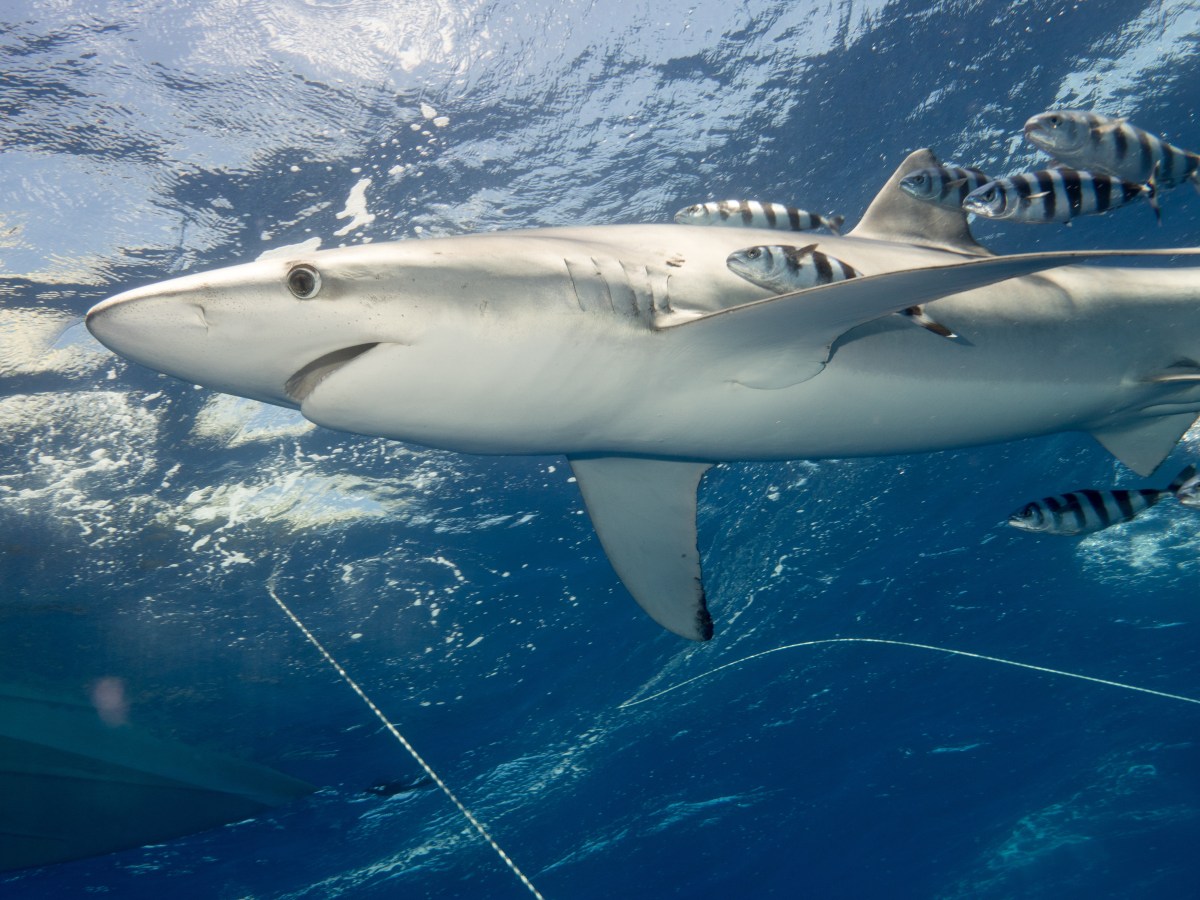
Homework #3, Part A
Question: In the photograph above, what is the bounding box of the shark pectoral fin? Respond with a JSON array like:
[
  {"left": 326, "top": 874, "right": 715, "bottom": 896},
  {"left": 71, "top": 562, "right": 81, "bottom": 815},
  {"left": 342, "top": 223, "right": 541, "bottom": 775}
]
[
  {"left": 1090, "top": 413, "right": 1199, "bottom": 476},
  {"left": 568, "top": 455, "right": 713, "bottom": 641},
  {"left": 662, "top": 248, "right": 1199, "bottom": 390}
]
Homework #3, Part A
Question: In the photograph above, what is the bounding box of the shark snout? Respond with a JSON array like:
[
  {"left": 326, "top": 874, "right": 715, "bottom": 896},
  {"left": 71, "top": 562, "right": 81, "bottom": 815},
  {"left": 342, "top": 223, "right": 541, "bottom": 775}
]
[
  {"left": 87, "top": 282, "right": 207, "bottom": 363},
  {"left": 85, "top": 272, "right": 306, "bottom": 407}
]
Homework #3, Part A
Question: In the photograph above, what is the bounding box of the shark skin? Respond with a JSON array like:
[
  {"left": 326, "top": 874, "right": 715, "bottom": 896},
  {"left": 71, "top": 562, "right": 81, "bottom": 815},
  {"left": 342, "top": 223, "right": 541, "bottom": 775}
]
[{"left": 85, "top": 151, "right": 1200, "bottom": 640}]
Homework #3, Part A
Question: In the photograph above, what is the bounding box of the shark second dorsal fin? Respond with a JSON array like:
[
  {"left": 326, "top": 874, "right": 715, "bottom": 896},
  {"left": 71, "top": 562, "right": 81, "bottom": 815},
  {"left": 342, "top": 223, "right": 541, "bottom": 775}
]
[
  {"left": 1090, "top": 413, "right": 1199, "bottom": 476},
  {"left": 849, "top": 149, "right": 990, "bottom": 256},
  {"left": 568, "top": 455, "right": 713, "bottom": 640}
]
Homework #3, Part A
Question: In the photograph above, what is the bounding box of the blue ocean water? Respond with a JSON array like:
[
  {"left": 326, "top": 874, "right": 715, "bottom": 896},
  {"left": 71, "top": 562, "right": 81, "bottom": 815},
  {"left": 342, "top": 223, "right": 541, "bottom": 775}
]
[{"left": 2, "top": 1, "right": 1200, "bottom": 897}]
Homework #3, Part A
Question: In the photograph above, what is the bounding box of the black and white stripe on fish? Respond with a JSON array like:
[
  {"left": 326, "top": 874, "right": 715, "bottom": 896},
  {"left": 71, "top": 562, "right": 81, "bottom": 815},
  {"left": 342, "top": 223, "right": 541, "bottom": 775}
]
[
  {"left": 726, "top": 243, "right": 857, "bottom": 291},
  {"left": 899, "top": 165, "right": 991, "bottom": 209},
  {"left": 675, "top": 200, "right": 844, "bottom": 234},
  {"left": 1024, "top": 110, "right": 1200, "bottom": 192},
  {"left": 725, "top": 244, "right": 956, "bottom": 339},
  {"left": 962, "top": 167, "right": 1158, "bottom": 224},
  {"left": 1007, "top": 465, "right": 1199, "bottom": 536}
]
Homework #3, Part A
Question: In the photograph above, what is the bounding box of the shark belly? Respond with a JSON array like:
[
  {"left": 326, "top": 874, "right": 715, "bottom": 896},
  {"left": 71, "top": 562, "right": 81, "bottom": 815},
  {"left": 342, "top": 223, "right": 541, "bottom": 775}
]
[{"left": 296, "top": 269, "right": 1193, "bottom": 463}]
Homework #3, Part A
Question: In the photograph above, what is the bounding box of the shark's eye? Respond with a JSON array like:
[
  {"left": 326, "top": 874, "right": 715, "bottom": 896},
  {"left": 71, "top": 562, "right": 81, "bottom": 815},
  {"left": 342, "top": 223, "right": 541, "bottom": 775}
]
[{"left": 287, "top": 264, "right": 321, "bottom": 299}]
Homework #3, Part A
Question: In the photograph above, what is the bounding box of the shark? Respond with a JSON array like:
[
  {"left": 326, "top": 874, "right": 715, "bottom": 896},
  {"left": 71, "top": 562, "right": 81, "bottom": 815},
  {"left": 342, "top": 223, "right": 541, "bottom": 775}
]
[{"left": 85, "top": 150, "right": 1200, "bottom": 641}]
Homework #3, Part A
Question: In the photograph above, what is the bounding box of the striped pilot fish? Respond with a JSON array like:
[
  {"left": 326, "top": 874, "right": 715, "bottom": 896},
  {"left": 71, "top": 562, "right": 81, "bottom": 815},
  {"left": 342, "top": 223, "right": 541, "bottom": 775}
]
[
  {"left": 1176, "top": 473, "right": 1200, "bottom": 509},
  {"left": 725, "top": 244, "right": 956, "bottom": 339},
  {"left": 898, "top": 165, "right": 991, "bottom": 209},
  {"left": 961, "top": 168, "right": 1158, "bottom": 224},
  {"left": 1024, "top": 110, "right": 1200, "bottom": 191},
  {"left": 674, "top": 200, "right": 845, "bottom": 234},
  {"left": 1007, "top": 465, "right": 1199, "bottom": 536}
]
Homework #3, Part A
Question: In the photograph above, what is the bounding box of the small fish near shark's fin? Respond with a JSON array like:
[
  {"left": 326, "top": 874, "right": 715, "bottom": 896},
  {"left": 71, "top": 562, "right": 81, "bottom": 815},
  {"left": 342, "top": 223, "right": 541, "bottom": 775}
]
[
  {"left": 849, "top": 148, "right": 991, "bottom": 256},
  {"left": 1090, "top": 413, "right": 1199, "bottom": 476},
  {"left": 568, "top": 455, "right": 713, "bottom": 641},
  {"left": 899, "top": 305, "right": 957, "bottom": 339},
  {"left": 662, "top": 247, "right": 1200, "bottom": 390}
]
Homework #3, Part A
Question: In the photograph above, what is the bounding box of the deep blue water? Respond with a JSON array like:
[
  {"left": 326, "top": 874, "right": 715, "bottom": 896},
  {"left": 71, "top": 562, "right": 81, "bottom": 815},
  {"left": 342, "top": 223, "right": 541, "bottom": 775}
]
[{"left": 3, "top": 1, "right": 1200, "bottom": 897}]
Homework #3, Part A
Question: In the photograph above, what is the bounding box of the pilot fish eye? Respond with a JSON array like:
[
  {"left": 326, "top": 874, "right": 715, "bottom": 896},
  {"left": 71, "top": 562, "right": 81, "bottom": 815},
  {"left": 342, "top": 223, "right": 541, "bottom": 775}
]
[
  {"left": 745, "top": 247, "right": 762, "bottom": 259},
  {"left": 1047, "top": 114, "right": 1061, "bottom": 126},
  {"left": 983, "top": 187, "right": 997, "bottom": 201},
  {"left": 287, "top": 264, "right": 321, "bottom": 299}
]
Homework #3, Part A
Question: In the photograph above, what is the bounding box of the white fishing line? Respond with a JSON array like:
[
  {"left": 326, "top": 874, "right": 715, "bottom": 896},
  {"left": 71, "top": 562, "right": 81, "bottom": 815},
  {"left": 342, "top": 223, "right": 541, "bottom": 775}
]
[
  {"left": 619, "top": 637, "right": 1200, "bottom": 709},
  {"left": 266, "top": 581, "right": 544, "bottom": 900}
]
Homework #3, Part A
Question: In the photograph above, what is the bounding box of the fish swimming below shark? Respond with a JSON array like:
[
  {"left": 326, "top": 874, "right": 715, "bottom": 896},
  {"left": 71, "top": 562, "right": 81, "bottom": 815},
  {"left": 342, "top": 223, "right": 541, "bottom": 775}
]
[
  {"left": 85, "top": 149, "right": 1200, "bottom": 642},
  {"left": 1007, "top": 464, "right": 1200, "bottom": 535}
]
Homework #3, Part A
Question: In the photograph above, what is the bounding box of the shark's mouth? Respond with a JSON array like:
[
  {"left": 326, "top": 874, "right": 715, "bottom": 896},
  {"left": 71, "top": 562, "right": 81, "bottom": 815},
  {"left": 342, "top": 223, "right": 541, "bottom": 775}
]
[{"left": 285, "top": 343, "right": 379, "bottom": 404}]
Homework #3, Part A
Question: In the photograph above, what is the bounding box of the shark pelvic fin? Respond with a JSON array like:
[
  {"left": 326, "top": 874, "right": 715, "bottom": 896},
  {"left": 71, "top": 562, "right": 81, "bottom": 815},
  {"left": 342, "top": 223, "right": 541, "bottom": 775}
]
[
  {"left": 568, "top": 455, "right": 713, "bottom": 640},
  {"left": 1090, "top": 413, "right": 1199, "bottom": 476},
  {"left": 848, "top": 148, "right": 990, "bottom": 256}
]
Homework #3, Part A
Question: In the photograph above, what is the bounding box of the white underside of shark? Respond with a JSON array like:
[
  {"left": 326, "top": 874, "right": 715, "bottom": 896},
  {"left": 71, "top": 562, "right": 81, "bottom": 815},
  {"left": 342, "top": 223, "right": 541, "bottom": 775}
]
[{"left": 86, "top": 150, "right": 1200, "bottom": 640}]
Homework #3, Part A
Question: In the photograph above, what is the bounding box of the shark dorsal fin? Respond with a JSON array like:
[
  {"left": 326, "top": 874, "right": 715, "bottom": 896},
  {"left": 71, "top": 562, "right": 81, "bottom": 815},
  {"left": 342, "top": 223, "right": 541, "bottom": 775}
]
[{"left": 849, "top": 149, "right": 990, "bottom": 256}]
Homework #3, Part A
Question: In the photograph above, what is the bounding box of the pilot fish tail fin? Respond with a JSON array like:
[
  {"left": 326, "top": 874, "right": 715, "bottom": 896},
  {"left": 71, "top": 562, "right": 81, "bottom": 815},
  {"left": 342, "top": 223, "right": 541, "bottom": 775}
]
[
  {"left": 898, "top": 305, "right": 957, "bottom": 339},
  {"left": 1147, "top": 162, "right": 1161, "bottom": 224},
  {"left": 1167, "top": 463, "right": 1198, "bottom": 494}
]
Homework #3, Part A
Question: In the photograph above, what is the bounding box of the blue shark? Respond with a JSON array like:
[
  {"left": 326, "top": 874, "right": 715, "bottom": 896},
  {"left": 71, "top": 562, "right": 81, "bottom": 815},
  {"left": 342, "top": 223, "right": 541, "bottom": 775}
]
[{"left": 86, "top": 151, "right": 1200, "bottom": 640}]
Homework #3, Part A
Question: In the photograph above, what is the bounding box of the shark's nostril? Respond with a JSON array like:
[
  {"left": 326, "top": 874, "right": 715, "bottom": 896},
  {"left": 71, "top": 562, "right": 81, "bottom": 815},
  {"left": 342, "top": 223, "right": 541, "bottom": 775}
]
[{"left": 194, "top": 303, "right": 210, "bottom": 333}]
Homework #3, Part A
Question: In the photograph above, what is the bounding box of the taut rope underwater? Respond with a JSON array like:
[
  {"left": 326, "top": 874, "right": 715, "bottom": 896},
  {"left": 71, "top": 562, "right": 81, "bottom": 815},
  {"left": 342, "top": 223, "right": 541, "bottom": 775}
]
[
  {"left": 619, "top": 637, "right": 1200, "bottom": 709},
  {"left": 266, "top": 579, "right": 545, "bottom": 900}
]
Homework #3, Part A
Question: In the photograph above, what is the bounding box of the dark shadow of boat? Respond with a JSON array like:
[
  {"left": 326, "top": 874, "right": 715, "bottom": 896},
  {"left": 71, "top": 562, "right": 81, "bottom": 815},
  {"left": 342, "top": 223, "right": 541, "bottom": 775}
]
[{"left": 0, "top": 683, "right": 315, "bottom": 872}]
